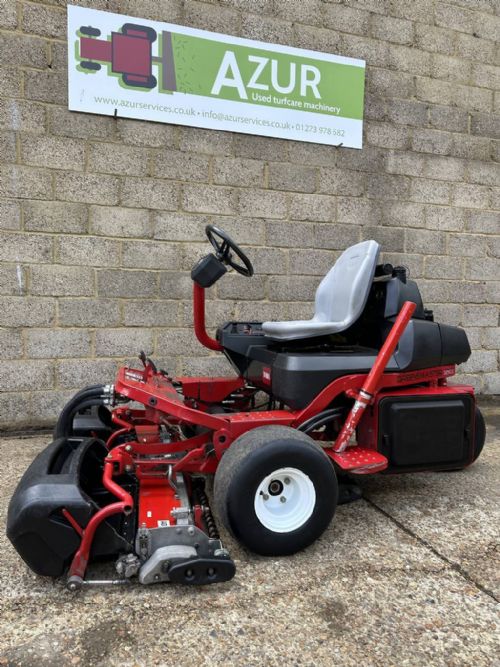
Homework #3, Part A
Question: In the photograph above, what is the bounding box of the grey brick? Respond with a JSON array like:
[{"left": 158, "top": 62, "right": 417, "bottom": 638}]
[
  {"left": 27, "top": 329, "right": 91, "bottom": 359},
  {"left": 429, "top": 105, "right": 468, "bottom": 133},
  {"left": 435, "top": 2, "right": 475, "bottom": 33},
  {"left": 0, "top": 131, "right": 15, "bottom": 163},
  {"left": 386, "top": 99, "right": 428, "bottom": 127},
  {"left": 465, "top": 257, "right": 499, "bottom": 280},
  {"left": 123, "top": 300, "right": 179, "bottom": 327},
  {"left": 58, "top": 236, "right": 121, "bottom": 268},
  {"left": 366, "top": 122, "right": 411, "bottom": 150},
  {"left": 432, "top": 53, "right": 471, "bottom": 84},
  {"left": 419, "top": 280, "right": 453, "bottom": 303},
  {"left": 471, "top": 63, "right": 500, "bottom": 89},
  {"left": 241, "top": 13, "right": 294, "bottom": 45},
  {"left": 467, "top": 161, "right": 500, "bottom": 187},
  {"left": 117, "top": 119, "right": 176, "bottom": 148},
  {"left": 50, "top": 41, "right": 67, "bottom": 71},
  {"left": 387, "top": 0, "right": 435, "bottom": 21},
  {"left": 31, "top": 265, "right": 94, "bottom": 297},
  {"left": 89, "top": 143, "right": 150, "bottom": 177},
  {"left": 156, "top": 328, "right": 209, "bottom": 357},
  {"left": 152, "top": 150, "right": 209, "bottom": 182},
  {"left": 95, "top": 328, "right": 154, "bottom": 357},
  {"left": 57, "top": 359, "right": 118, "bottom": 389},
  {"left": 484, "top": 373, "right": 500, "bottom": 394},
  {"left": 213, "top": 157, "right": 264, "bottom": 188},
  {"left": 426, "top": 206, "right": 466, "bottom": 232},
  {"left": 121, "top": 178, "right": 178, "bottom": 210},
  {"left": 159, "top": 273, "right": 194, "bottom": 300},
  {"left": 323, "top": 4, "right": 370, "bottom": 35},
  {"left": 452, "top": 183, "right": 491, "bottom": 209},
  {"left": 449, "top": 233, "right": 488, "bottom": 257},
  {"left": 108, "top": 0, "right": 182, "bottom": 22},
  {"left": 237, "top": 301, "right": 288, "bottom": 322},
  {"left": 179, "top": 127, "right": 233, "bottom": 156},
  {"left": 371, "top": 14, "right": 413, "bottom": 44},
  {"left": 361, "top": 226, "right": 404, "bottom": 252},
  {"left": 412, "top": 129, "right": 453, "bottom": 155},
  {"left": 425, "top": 156, "right": 465, "bottom": 182},
  {"left": 382, "top": 202, "right": 425, "bottom": 228},
  {"left": 366, "top": 174, "right": 409, "bottom": 200},
  {"left": 341, "top": 35, "right": 389, "bottom": 67},
  {"left": 454, "top": 282, "right": 488, "bottom": 304},
  {"left": 364, "top": 94, "right": 387, "bottom": 122},
  {"left": 470, "top": 113, "right": 500, "bottom": 140},
  {"left": 0, "top": 33, "right": 47, "bottom": 68},
  {"left": 179, "top": 356, "right": 232, "bottom": 377},
  {"left": 265, "top": 221, "right": 314, "bottom": 249},
  {"left": 23, "top": 3, "right": 66, "bottom": 38},
  {"left": 24, "top": 200, "right": 88, "bottom": 234},
  {"left": 0, "top": 297, "right": 55, "bottom": 327},
  {"left": 424, "top": 255, "right": 463, "bottom": 279},
  {"left": 0, "top": 200, "right": 21, "bottom": 230},
  {"left": 250, "top": 248, "right": 287, "bottom": 275},
  {"left": 0, "top": 360, "right": 54, "bottom": 392},
  {"left": 455, "top": 32, "right": 497, "bottom": 65},
  {"left": 235, "top": 134, "right": 289, "bottom": 162},
  {"left": 0, "top": 329, "right": 23, "bottom": 359},
  {"left": 25, "top": 71, "right": 67, "bottom": 105},
  {"left": 410, "top": 178, "right": 450, "bottom": 205},
  {"left": 0, "top": 232, "right": 52, "bottom": 264},
  {"left": 21, "top": 136, "right": 85, "bottom": 172},
  {"left": 388, "top": 45, "right": 431, "bottom": 76},
  {"left": 293, "top": 24, "right": 344, "bottom": 53},
  {"left": 271, "top": 0, "right": 323, "bottom": 25},
  {"left": 0, "top": 100, "right": 46, "bottom": 134},
  {"left": 217, "top": 275, "right": 267, "bottom": 300},
  {"left": 366, "top": 67, "right": 415, "bottom": 97},
  {"left": 268, "top": 275, "right": 319, "bottom": 302},
  {"left": 0, "top": 165, "right": 53, "bottom": 200},
  {"left": 238, "top": 189, "right": 287, "bottom": 219},
  {"left": 473, "top": 8, "right": 500, "bottom": 41},
  {"left": 184, "top": 0, "right": 240, "bottom": 34},
  {"left": 269, "top": 163, "right": 317, "bottom": 193},
  {"left": 414, "top": 24, "right": 456, "bottom": 55},
  {"left": 450, "top": 135, "right": 491, "bottom": 161},
  {"left": 91, "top": 206, "right": 153, "bottom": 238},
  {"left": 0, "top": 0, "right": 17, "bottom": 28},
  {"left": 336, "top": 198, "right": 383, "bottom": 231},
  {"left": 50, "top": 108, "right": 116, "bottom": 141},
  {"left": 0, "top": 265, "right": 27, "bottom": 296},
  {"left": 59, "top": 299, "right": 121, "bottom": 327},
  {"left": 183, "top": 184, "right": 235, "bottom": 215},
  {"left": 482, "top": 327, "right": 500, "bottom": 350},
  {"left": 289, "top": 249, "right": 336, "bottom": 275},
  {"left": 97, "top": 270, "right": 157, "bottom": 298},
  {"left": 207, "top": 217, "right": 266, "bottom": 246},
  {"left": 153, "top": 212, "right": 207, "bottom": 242},
  {"left": 314, "top": 224, "right": 361, "bottom": 250},
  {"left": 467, "top": 210, "right": 500, "bottom": 234},
  {"left": 122, "top": 241, "right": 181, "bottom": 270},
  {"left": 416, "top": 76, "right": 455, "bottom": 106},
  {"left": 317, "top": 168, "right": 365, "bottom": 197},
  {"left": 289, "top": 193, "right": 335, "bottom": 223},
  {"left": 462, "top": 350, "right": 497, "bottom": 373},
  {"left": 385, "top": 152, "right": 426, "bottom": 177},
  {"left": 56, "top": 173, "right": 119, "bottom": 206},
  {"left": 406, "top": 229, "right": 446, "bottom": 254}
]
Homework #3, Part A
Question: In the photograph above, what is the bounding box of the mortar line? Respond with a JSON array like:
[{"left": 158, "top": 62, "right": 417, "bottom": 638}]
[{"left": 364, "top": 495, "right": 499, "bottom": 604}]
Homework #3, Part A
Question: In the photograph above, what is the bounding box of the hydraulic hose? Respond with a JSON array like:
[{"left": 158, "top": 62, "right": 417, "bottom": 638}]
[{"left": 53, "top": 385, "right": 107, "bottom": 439}]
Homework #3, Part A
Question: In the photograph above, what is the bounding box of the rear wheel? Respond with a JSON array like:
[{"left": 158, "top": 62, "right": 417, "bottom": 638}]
[
  {"left": 214, "top": 426, "right": 338, "bottom": 556},
  {"left": 473, "top": 406, "right": 486, "bottom": 461}
]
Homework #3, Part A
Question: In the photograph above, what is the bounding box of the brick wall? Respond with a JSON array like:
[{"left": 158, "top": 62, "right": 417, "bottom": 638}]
[{"left": 0, "top": 0, "right": 499, "bottom": 429}]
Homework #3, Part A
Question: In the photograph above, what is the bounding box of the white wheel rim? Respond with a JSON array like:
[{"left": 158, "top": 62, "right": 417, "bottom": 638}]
[{"left": 254, "top": 467, "right": 316, "bottom": 533}]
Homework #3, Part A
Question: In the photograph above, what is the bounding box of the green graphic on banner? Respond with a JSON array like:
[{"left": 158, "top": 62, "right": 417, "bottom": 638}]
[{"left": 171, "top": 35, "right": 365, "bottom": 120}]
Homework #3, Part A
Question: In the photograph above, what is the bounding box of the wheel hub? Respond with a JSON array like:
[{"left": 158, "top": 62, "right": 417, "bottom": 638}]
[{"left": 254, "top": 467, "right": 316, "bottom": 533}]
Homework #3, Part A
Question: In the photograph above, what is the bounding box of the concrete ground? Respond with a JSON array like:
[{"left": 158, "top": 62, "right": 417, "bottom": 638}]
[{"left": 0, "top": 407, "right": 498, "bottom": 667}]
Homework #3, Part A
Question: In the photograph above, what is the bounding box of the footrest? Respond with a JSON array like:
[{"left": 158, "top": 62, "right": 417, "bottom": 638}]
[{"left": 325, "top": 447, "right": 388, "bottom": 474}]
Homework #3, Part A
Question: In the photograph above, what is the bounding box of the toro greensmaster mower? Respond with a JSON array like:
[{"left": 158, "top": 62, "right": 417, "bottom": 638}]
[{"left": 7, "top": 226, "right": 485, "bottom": 589}]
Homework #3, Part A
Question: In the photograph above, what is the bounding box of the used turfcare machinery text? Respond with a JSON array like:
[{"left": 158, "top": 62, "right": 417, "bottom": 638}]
[{"left": 7, "top": 227, "right": 485, "bottom": 589}]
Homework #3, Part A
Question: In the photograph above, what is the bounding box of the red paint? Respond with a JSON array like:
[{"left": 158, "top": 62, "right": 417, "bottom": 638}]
[
  {"left": 138, "top": 477, "right": 180, "bottom": 529},
  {"left": 193, "top": 283, "right": 223, "bottom": 351},
  {"left": 111, "top": 33, "right": 151, "bottom": 76},
  {"left": 80, "top": 37, "right": 112, "bottom": 62}
]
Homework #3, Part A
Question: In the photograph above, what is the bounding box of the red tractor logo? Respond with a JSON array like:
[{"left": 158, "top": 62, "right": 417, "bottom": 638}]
[{"left": 76, "top": 23, "right": 176, "bottom": 92}]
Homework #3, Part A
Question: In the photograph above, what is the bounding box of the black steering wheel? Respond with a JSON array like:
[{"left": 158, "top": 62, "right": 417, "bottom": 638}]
[{"left": 206, "top": 225, "right": 254, "bottom": 277}]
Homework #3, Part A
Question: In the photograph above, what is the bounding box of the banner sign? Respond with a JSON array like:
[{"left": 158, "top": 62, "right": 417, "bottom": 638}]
[{"left": 68, "top": 5, "right": 366, "bottom": 148}]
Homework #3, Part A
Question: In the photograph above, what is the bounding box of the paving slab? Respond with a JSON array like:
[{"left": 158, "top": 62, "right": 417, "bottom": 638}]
[{"left": 0, "top": 410, "right": 498, "bottom": 667}]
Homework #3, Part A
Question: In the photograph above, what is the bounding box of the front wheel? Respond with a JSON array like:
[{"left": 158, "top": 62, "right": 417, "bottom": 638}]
[{"left": 214, "top": 426, "right": 338, "bottom": 556}]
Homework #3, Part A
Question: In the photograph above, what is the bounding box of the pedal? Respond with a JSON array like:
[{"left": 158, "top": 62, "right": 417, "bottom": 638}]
[{"left": 325, "top": 447, "right": 388, "bottom": 474}]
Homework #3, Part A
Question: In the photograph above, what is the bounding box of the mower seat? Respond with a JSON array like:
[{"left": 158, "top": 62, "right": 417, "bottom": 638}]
[{"left": 262, "top": 240, "right": 380, "bottom": 341}]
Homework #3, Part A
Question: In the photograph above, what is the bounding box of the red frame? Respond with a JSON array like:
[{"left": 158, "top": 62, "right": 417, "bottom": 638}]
[{"left": 65, "top": 283, "right": 474, "bottom": 582}]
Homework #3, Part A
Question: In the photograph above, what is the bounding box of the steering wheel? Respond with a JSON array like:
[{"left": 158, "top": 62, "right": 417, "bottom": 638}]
[{"left": 205, "top": 224, "right": 254, "bottom": 277}]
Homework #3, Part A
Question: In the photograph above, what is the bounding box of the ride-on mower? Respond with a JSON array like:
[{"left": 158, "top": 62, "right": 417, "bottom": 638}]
[{"left": 7, "top": 226, "right": 485, "bottom": 590}]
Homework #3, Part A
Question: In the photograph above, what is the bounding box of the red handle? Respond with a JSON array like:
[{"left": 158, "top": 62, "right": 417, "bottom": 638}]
[{"left": 193, "top": 283, "right": 223, "bottom": 352}]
